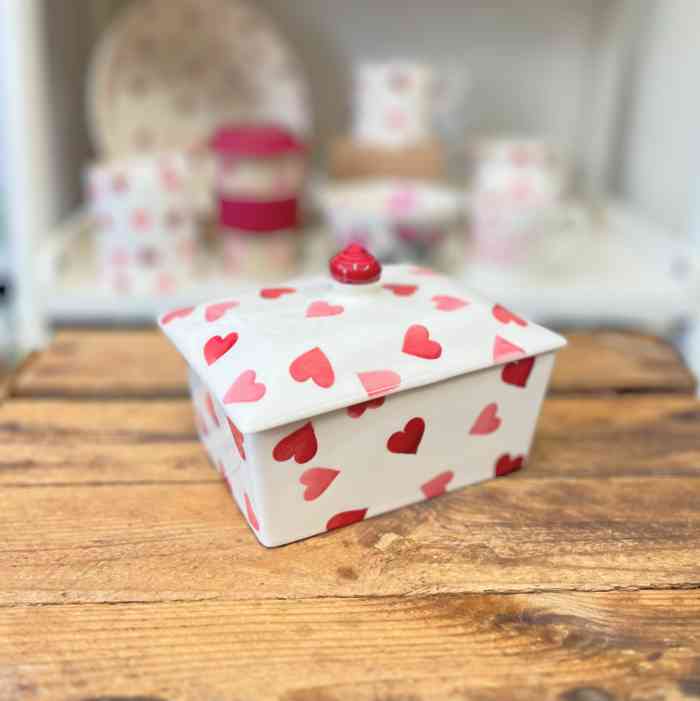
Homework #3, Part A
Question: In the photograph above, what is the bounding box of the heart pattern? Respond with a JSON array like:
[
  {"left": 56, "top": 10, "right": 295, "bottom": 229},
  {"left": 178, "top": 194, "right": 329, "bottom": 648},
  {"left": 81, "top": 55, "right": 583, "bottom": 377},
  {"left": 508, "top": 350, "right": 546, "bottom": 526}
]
[
  {"left": 347, "top": 396, "right": 385, "bottom": 418},
  {"left": 205, "top": 301, "right": 238, "bottom": 322},
  {"left": 495, "top": 453, "right": 524, "bottom": 477},
  {"left": 161, "top": 306, "right": 194, "bottom": 325},
  {"left": 204, "top": 332, "right": 238, "bottom": 366},
  {"left": 470, "top": 403, "right": 501, "bottom": 435},
  {"left": 300, "top": 468, "right": 340, "bottom": 501},
  {"left": 290, "top": 347, "right": 335, "bottom": 389},
  {"left": 204, "top": 393, "right": 220, "bottom": 427},
  {"left": 244, "top": 492, "right": 260, "bottom": 531},
  {"left": 421, "top": 470, "right": 454, "bottom": 499},
  {"left": 432, "top": 295, "right": 468, "bottom": 311},
  {"left": 260, "top": 287, "right": 296, "bottom": 299},
  {"left": 223, "top": 370, "right": 266, "bottom": 404},
  {"left": 493, "top": 336, "right": 525, "bottom": 362},
  {"left": 273, "top": 422, "right": 318, "bottom": 464},
  {"left": 326, "top": 508, "right": 368, "bottom": 532},
  {"left": 382, "top": 283, "right": 418, "bottom": 297},
  {"left": 387, "top": 417, "right": 425, "bottom": 454},
  {"left": 306, "top": 300, "right": 344, "bottom": 318},
  {"left": 493, "top": 304, "right": 528, "bottom": 327},
  {"left": 502, "top": 357, "right": 535, "bottom": 388},
  {"left": 227, "top": 418, "right": 246, "bottom": 460},
  {"left": 402, "top": 324, "right": 442, "bottom": 360},
  {"left": 358, "top": 370, "right": 401, "bottom": 398}
]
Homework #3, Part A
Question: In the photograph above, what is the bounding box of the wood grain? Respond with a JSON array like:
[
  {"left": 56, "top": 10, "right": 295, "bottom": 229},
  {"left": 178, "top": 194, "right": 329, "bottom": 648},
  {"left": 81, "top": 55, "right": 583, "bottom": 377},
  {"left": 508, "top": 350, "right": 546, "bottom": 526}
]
[
  {"left": 10, "top": 328, "right": 696, "bottom": 399},
  {"left": 2, "top": 591, "right": 699, "bottom": 701},
  {"left": 1, "top": 394, "right": 698, "bottom": 486}
]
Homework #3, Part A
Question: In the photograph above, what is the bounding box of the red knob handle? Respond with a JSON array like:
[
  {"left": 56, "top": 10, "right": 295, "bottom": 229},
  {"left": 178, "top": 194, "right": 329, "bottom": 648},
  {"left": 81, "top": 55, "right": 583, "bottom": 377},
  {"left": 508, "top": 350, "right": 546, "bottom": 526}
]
[{"left": 329, "top": 244, "right": 382, "bottom": 284}]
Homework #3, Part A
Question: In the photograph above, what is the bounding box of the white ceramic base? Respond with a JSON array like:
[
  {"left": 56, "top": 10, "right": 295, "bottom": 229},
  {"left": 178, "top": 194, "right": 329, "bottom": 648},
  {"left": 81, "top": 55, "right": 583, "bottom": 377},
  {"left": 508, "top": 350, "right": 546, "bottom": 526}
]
[{"left": 188, "top": 351, "right": 556, "bottom": 547}]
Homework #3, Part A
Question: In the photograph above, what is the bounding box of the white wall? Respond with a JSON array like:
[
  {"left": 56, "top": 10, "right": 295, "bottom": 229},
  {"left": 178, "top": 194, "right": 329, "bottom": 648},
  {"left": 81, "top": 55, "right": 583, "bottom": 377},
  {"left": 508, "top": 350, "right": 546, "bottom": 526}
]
[{"left": 615, "top": 0, "right": 699, "bottom": 234}]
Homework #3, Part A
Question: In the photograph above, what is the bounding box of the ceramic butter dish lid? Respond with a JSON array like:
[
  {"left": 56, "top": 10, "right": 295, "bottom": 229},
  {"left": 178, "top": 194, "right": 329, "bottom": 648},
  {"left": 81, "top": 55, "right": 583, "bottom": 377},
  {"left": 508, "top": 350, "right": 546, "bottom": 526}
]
[{"left": 159, "top": 245, "right": 566, "bottom": 433}]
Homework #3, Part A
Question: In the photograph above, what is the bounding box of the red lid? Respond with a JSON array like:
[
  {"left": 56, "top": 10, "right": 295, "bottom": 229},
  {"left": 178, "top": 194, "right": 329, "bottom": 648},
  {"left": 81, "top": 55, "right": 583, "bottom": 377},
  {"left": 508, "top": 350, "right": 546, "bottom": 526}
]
[
  {"left": 329, "top": 244, "right": 382, "bottom": 284},
  {"left": 210, "top": 124, "right": 305, "bottom": 157}
]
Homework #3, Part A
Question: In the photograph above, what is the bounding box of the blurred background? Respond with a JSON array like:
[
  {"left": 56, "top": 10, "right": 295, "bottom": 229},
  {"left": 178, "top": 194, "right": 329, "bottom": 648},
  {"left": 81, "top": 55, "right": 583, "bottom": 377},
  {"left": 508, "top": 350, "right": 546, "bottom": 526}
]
[{"left": 0, "top": 0, "right": 698, "bottom": 383}]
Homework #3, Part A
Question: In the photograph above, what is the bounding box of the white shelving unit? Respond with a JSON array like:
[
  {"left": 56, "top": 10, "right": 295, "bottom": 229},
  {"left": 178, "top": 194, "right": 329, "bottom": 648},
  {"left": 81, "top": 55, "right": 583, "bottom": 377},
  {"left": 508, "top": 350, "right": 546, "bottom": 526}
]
[{"left": 1, "top": 0, "right": 698, "bottom": 381}]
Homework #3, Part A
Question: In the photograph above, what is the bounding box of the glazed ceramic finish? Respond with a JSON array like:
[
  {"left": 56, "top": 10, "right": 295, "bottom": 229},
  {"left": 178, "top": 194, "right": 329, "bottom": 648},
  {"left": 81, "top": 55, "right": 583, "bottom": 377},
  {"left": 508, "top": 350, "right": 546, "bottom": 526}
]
[
  {"left": 190, "top": 351, "right": 555, "bottom": 547},
  {"left": 159, "top": 264, "right": 565, "bottom": 433}
]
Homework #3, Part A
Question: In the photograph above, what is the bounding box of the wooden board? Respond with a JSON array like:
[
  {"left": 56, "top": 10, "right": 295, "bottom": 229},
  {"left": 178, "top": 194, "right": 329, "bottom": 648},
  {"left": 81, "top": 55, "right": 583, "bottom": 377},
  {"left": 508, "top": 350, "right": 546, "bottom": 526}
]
[
  {"left": 2, "top": 591, "right": 699, "bottom": 701},
  {"left": 10, "top": 329, "right": 696, "bottom": 399},
  {"left": 2, "top": 329, "right": 699, "bottom": 699}
]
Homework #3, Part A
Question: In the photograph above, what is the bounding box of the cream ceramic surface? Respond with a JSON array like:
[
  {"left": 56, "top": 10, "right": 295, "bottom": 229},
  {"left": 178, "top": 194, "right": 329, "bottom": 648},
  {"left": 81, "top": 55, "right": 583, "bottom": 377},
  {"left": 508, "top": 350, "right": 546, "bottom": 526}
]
[
  {"left": 190, "top": 349, "right": 556, "bottom": 547},
  {"left": 160, "top": 264, "right": 565, "bottom": 434},
  {"left": 216, "top": 154, "right": 305, "bottom": 201}
]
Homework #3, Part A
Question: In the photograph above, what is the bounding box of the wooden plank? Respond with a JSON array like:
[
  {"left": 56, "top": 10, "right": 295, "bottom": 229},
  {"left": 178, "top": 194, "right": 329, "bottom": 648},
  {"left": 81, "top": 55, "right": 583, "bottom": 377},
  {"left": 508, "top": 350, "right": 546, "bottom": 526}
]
[
  {"left": 553, "top": 330, "right": 696, "bottom": 395},
  {"left": 2, "top": 591, "right": 699, "bottom": 700},
  {"left": 11, "top": 328, "right": 697, "bottom": 399},
  {"left": 1, "top": 395, "right": 698, "bottom": 486},
  {"left": 1, "top": 474, "right": 698, "bottom": 605}
]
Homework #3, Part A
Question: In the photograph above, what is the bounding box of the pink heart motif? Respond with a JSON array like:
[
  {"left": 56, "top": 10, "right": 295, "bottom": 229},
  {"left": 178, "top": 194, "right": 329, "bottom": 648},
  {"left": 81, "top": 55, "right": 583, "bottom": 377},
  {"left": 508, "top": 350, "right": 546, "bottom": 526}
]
[
  {"left": 382, "top": 283, "right": 418, "bottom": 297},
  {"left": 205, "top": 301, "right": 238, "bottom": 322},
  {"left": 495, "top": 454, "right": 524, "bottom": 477},
  {"left": 204, "top": 393, "right": 220, "bottom": 428},
  {"left": 244, "top": 492, "right": 260, "bottom": 531},
  {"left": 470, "top": 403, "right": 501, "bottom": 435},
  {"left": 402, "top": 324, "right": 442, "bottom": 360},
  {"left": 203, "top": 332, "right": 238, "bottom": 366},
  {"left": 421, "top": 470, "right": 454, "bottom": 499},
  {"left": 300, "top": 468, "right": 340, "bottom": 501},
  {"left": 493, "top": 336, "right": 525, "bottom": 362},
  {"left": 260, "top": 287, "right": 296, "bottom": 299},
  {"left": 306, "top": 300, "right": 344, "bottom": 318},
  {"left": 347, "top": 397, "right": 385, "bottom": 418},
  {"left": 492, "top": 304, "right": 528, "bottom": 327},
  {"left": 502, "top": 357, "right": 535, "bottom": 387},
  {"left": 289, "top": 348, "right": 335, "bottom": 389},
  {"left": 432, "top": 295, "right": 468, "bottom": 312},
  {"left": 224, "top": 370, "right": 266, "bottom": 404},
  {"left": 358, "top": 370, "right": 401, "bottom": 398},
  {"left": 227, "top": 418, "right": 246, "bottom": 460},
  {"left": 161, "top": 306, "right": 194, "bottom": 325},
  {"left": 326, "top": 508, "right": 368, "bottom": 532}
]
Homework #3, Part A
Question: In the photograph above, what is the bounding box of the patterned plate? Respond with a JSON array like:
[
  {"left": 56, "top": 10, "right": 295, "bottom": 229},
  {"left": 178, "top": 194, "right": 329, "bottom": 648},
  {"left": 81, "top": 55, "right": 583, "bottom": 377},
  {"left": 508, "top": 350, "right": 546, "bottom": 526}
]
[{"left": 88, "top": 0, "right": 311, "bottom": 158}]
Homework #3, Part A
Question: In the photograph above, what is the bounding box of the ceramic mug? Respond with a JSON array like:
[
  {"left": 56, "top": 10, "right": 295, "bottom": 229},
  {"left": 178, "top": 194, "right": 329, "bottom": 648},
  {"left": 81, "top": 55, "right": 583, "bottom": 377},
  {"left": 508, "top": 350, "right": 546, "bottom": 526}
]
[{"left": 86, "top": 152, "right": 198, "bottom": 295}]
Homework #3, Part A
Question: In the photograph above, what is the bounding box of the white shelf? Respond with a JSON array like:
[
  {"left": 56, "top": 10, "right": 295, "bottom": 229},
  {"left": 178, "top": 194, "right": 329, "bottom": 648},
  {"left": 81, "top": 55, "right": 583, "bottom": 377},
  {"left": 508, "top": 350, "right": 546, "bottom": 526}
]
[{"left": 462, "top": 203, "right": 698, "bottom": 334}]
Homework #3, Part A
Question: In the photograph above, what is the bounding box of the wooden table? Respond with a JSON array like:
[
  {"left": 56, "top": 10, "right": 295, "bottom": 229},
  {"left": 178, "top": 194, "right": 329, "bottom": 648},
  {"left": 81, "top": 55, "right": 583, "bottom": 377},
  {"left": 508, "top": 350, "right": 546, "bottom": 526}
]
[{"left": 2, "top": 329, "right": 699, "bottom": 701}]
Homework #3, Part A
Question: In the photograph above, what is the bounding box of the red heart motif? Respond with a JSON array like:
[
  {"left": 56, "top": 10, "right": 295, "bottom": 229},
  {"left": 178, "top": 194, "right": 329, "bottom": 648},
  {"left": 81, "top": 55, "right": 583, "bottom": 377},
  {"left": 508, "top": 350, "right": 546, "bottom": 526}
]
[
  {"left": 387, "top": 417, "right": 425, "bottom": 454},
  {"left": 432, "top": 295, "right": 468, "bottom": 312},
  {"left": 502, "top": 357, "right": 535, "bottom": 387},
  {"left": 493, "top": 335, "right": 525, "bottom": 362},
  {"left": 161, "top": 306, "right": 194, "bottom": 325},
  {"left": 260, "top": 287, "right": 296, "bottom": 299},
  {"left": 204, "top": 332, "right": 239, "bottom": 366},
  {"left": 493, "top": 304, "right": 527, "bottom": 327},
  {"left": 227, "top": 418, "right": 246, "bottom": 460},
  {"left": 306, "top": 300, "right": 344, "bottom": 318},
  {"left": 289, "top": 347, "right": 335, "bottom": 388},
  {"left": 300, "top": 467, "right": 340, "bottom": 501},
  {"left": 347, "top": 396, "right": 385, "bottom": 418},
  {"left": 402, "top": 324, "right": 442, "bottom": 360},
  {"left": 470, "top": 403, "right": 501, "bottom": 435},
  {"left": 244, "top": 492, "right": 260, "bottom": 531},
  {"left": 223, "top": 370, "right": 266, "bottom": 403},
  {"left": 205, "top": 301, "right": 238, "bottom": 322},
  {"left": 421, "top": 470, "right": 454, "bottom": 499},
  {"left": 383, "top": 283, "right": 418, "bottom": 297},
  {"left": 326, "top": 508, "right": 368, "bottom": 532},
  {"left": 204, "top": 393, "right": 220, "bottom": 427},
  {"left": 358, "top": 370, "right": 401, "bottom": 397},
  {"left": 495, "top": 453, "right": 524, "bottom": 477},
  {"left": 273, "top": 422, "right": 318, "bottom": 464}
]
